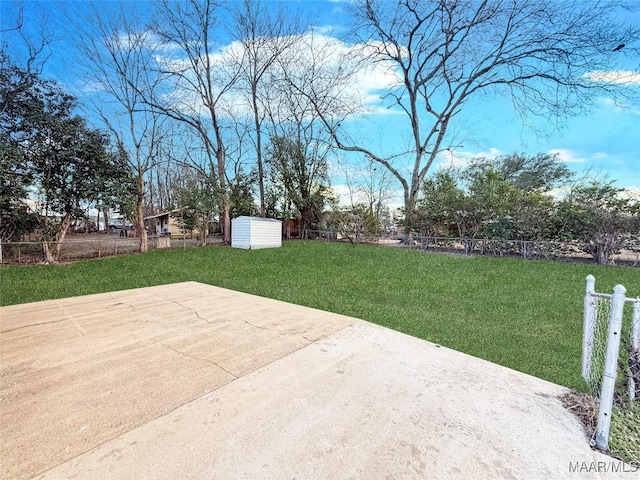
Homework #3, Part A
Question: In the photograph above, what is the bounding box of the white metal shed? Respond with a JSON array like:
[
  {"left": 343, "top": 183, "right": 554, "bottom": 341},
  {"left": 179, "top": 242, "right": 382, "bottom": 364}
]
[{"left": 231, "top": 216, "right": 282, "bottom": 250}]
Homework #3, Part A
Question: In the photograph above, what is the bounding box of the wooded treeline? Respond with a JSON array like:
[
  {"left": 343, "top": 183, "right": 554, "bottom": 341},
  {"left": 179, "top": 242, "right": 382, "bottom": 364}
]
[
  {"left": 413, "top": 154, "right": 639, "bottom": 265},
  {"left": 1, "top": 0, "right": 638, "bottom": 263}
]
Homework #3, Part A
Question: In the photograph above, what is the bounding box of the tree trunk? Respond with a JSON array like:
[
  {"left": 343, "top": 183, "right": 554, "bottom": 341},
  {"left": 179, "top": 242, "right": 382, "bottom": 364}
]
[
  {"left": 136, "top": 197, "right": 148, "bottom": 252},
  {"left": 595, "top": 244, "right": 612, "bottom": 265},
  {"left": 403, "top": 194, "right": 417, "bottom": 244},
  {"left": 42, "top": 242, "right": 55, "bottom": 264},
  {"left": 221, "top": 205, "right": 230, "bottom": 244},
  {"left": 53, "top": 213, "right": 73, "bottom": 262},
  {"left": 252, "top": 89, "right": 265, "bottom": 217},
  {"left": 41, "top": 213, "right": 72, "bottom": 263},
  {"left": 103, "top": 207, "right": 110, "bottom": 234},
  {"left": 199, "top": 213, "right": 208, "bottom": 246},
  {"left": 215, "top": 137, "right": 230, "bottom": 244}
]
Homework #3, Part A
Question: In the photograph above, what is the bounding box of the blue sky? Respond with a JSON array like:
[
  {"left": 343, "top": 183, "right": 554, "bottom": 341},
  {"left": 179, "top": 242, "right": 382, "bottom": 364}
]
[{"left": 2, "top": 0, "right": 639, "bottom": 206}]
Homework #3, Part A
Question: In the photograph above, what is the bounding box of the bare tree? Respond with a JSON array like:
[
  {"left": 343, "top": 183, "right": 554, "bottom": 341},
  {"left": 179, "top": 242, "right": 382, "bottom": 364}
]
[
  {"left": 144, "top": 0, "right": 241, "bottom": 245},
  {"left": 330, "top": 159, "right": 396, "bottom": 243},
  {"left": 0, "top": 4, "right": 54, "bottom": 78},
  {"left": 75, "top": 4, "right": 167, "bottom": 252},
  {"left": 228, "top": 0, "right": 302, "bottom": 217},
  {"left": 298, "top": 0, "right": 640, "bottom": 237},
  {"left": 340, "top": 158, "right": 396, "bottom": 222},
  {"left": 261, "top": 34, "right": 339, "bottom": 235},
  {"left": 166, "top": 127, "right": 222, "bottom": 244}
]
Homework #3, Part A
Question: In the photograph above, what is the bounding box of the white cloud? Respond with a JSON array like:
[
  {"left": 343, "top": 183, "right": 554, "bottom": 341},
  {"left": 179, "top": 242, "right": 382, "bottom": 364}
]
[
  {"left": 595, "top": 96, "right": 640, "bottom": 115},
  {"left": 311, "top": 25, "right": 340, "bottom": 35},
  {"left": 285, "top": 33, "right": 402, "bottom": 116},
  {"left": 154, "top": 30, "right": 404, "bottom": 121},
  {"left": 620, "top": 186, "right": 640, "bottom": 201},
  {"left": 547, "top": 186, "right": 571, "bottom": 200},
  {"left": 436, "top": 147, "right": 502, "bottom": 170},
  {"left": 74, "top": 79, "right": 108, "bottom": 95},
  {"left": 585, "top": 70, "right": 640, "bottom": 85},
  {"left": 331, "top": 184, "right": 354, "bottom": 206},
  {"left": 549, "top": 185, "right": 640, "bottom": 201},
  {"left": 332, "top": 184, "right": 403, "bottom": 210},
  {"left": 548, "top": 148, "right": 587, "bottom": 163}
]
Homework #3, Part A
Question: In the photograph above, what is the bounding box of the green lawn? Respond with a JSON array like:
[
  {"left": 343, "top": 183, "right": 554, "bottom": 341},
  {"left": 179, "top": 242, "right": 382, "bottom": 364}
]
[{"left": 1, "top": 240, "right": 639, "bottom": 391}]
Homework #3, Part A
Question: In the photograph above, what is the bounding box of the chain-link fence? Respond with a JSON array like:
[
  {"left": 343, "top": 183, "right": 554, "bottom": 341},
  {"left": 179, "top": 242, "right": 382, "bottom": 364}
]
[
  {"left": 582, "top": 292, "right": 612, "bottom": 400},
  {"left": 582, "top": 275, "right": 640, "bottom": 451},
  {"left": 0, "top": 234, "right": 224, "bottom": 264},
  {"left": 302, "top": 231, "right": 640, "bottom": 264},
  {"left": 3, "top": 231, "right": 639, "bottom": 265}
]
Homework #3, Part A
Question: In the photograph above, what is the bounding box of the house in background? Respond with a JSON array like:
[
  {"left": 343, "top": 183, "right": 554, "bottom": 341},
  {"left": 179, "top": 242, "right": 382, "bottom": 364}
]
[
  {"left": 145, "top": 212, "right": 171, "bottom": 237},
  {"left": 144, "top": 211, "right": 179, "bottom": 248},
  {"left": 282, "top": 218, "right": 300, "bottom": 239}
]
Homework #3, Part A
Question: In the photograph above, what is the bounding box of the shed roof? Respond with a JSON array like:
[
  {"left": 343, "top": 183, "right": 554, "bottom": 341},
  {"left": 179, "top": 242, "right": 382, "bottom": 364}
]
[
  {"left": 144, "top": 209, "right": 182, "bottom": 221},
  {"left": 233, "top": 216, "right": 281, "bottom": 223}
]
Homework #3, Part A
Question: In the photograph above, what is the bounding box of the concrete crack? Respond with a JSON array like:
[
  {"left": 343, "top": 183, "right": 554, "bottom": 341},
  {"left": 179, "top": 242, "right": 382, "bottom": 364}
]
[
  {"left": 241, "top": 318, "right": 275, "bottom": 332},
  {"left": 1, "top": 317, "right": 69, "bottom": 334},
  {"left": 153, "top": 339, "right": 238, "bottom": 379},
  {"left": 124, "top": 318, "right": 167, "bottom": 329},
  {"left": 1, "top": 302, "right": 135, "bottom": 334},
  {"left": 111, "top": 302, "right": 135, "bottom": 309},
  {"left": 240, "top": 319, "right": 314, "bottom": 342},
  {"left": 169, "top": 300, "right": 213, "bottom": 324}
]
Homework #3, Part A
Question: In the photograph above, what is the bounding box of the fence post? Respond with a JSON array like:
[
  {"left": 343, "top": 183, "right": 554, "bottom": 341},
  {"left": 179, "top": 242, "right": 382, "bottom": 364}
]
[
  {"left": 595, "top": 284, "right": 626, "bottom": 451},
  {"left": 582, "top": 275, "right": 596, "bottom": 381},
  {"left": 630, "top": 300, "right": 640, "bottom": 401}
]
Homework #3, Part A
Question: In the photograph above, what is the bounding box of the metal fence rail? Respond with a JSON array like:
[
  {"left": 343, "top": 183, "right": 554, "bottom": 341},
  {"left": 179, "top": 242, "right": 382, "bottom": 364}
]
[
  {"left": 2, "top": 232, "right": 639, "bottom": 265},
  {"left": 582, "top": 275, "right": 640, "bottom": 451},
  {"left": 0, "top": 234, "right": 224, "bottom": 264},
  {"left": 406, "top": 235, "right": 640, "bottom": 262},
  {"left": 303, "top": 231, "right": 639, "bottom": 264}
]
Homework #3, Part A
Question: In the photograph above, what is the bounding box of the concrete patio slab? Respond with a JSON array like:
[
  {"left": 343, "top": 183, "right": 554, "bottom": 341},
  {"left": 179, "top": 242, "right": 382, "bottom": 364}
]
[
  {"left": 1, "top": 282, "right": 355, "bottom": 480},
  {"left": 1, "top": 282, "right": 631, "bottom": 479}
]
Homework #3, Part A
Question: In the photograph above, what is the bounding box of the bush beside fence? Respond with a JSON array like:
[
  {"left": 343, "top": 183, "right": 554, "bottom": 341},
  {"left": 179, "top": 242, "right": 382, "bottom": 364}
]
[
  {"left": 409, "top": 236, "right": 640, "bottom": 263},
  {"left": 309, "top": 231, "right": 639, "bottom": 265}
]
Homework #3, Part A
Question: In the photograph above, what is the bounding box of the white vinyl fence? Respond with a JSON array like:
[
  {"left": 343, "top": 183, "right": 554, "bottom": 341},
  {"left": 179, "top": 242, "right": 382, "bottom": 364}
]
[{"left": 582, "top": 275, "right": 640, "bottom": 451}]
